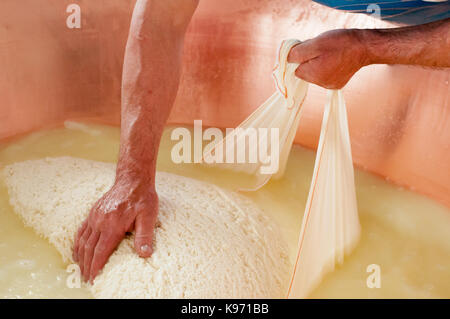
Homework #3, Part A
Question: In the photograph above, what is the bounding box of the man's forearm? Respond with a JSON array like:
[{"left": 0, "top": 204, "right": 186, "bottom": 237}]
[
  {"left": 116, "top": 0, "right": 198, "bottom": 191},
  {"left": 361, "top": 18, "right": 450, "bottom": 67}
]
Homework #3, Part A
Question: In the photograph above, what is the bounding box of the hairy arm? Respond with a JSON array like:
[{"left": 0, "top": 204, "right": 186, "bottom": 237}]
[
  {"left": 118, "top": 0, "right": 199, "bottom": 185},
  {"left": 363, "top": 18, "right": 450, "bottom": 67},
  {"left": 288, "top": 18, "right": 450, "bottom": 89},
  {"left": 73, "top": 0, "right": 199, "bottom": 282}
]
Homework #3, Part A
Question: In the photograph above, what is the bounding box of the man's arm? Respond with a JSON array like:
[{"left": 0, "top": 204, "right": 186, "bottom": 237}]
[
  {"left": 288, "top": 18, "right": 450, "bottom": 89},
  {"left": 363, "top": 18, "right": 450, "bottom": 67},
  {"left": 73, "top": 0, "right": 199, "bottom": 282}
]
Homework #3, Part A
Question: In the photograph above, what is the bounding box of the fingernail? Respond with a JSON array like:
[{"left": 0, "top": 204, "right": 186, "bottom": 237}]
[{"left": 141, "top": 244, "right": 150, "bottom": 253}]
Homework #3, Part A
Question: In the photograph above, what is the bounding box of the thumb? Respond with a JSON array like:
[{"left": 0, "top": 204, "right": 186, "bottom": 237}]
[
  {"left": 287, "top": 40, "right": 317, "bottom": 64},
  {"left": 134, "top": 212, "right": 156, "bottom": 258}
]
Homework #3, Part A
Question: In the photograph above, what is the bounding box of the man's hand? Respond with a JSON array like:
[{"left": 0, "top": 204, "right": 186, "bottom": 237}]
[
  {"left": 287, "top": 29, "right": 368, "bottom": 89},
  {"left": 288, "top": 19, "right": 449, "bottom": 89},
  {"left": 73, "top": 180, "right": 158, "bottom": 282}
]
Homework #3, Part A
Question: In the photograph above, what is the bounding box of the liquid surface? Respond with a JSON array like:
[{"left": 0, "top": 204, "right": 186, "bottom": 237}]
[{"left": 0, "top": 122, "right": 449, "bottom": 299}]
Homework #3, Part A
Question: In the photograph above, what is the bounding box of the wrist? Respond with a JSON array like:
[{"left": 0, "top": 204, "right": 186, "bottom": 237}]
[
  {"left": 114, "top": 164, "right": 156, "bottom": 196},
  {"left": 353, "top": 29, "right": 377, "bottom": 66}
]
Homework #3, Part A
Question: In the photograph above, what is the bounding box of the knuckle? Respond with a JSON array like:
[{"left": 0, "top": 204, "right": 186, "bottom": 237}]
[
  {"left": 295, "top": 67, "right": 307, "bottom": 79},
  {"left": 86, "top": 242, "right": 95, "bottom": 251},
  {"left": 98, "top": 245, "right": 108, "bottom": 253},
  {"left": 136, "top": 233, "right": 152, "bottom": 239},
  {"left": 96, "top": 244, "right": 107, "bottom": 254},
  {"left": 95, "top": 241, "right": 110, "bottom": 255}
]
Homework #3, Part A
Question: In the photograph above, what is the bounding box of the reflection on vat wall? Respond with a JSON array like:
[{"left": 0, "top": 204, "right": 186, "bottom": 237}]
[{"left": 0, "top": 0, "right": 449, "bottom": 206}]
